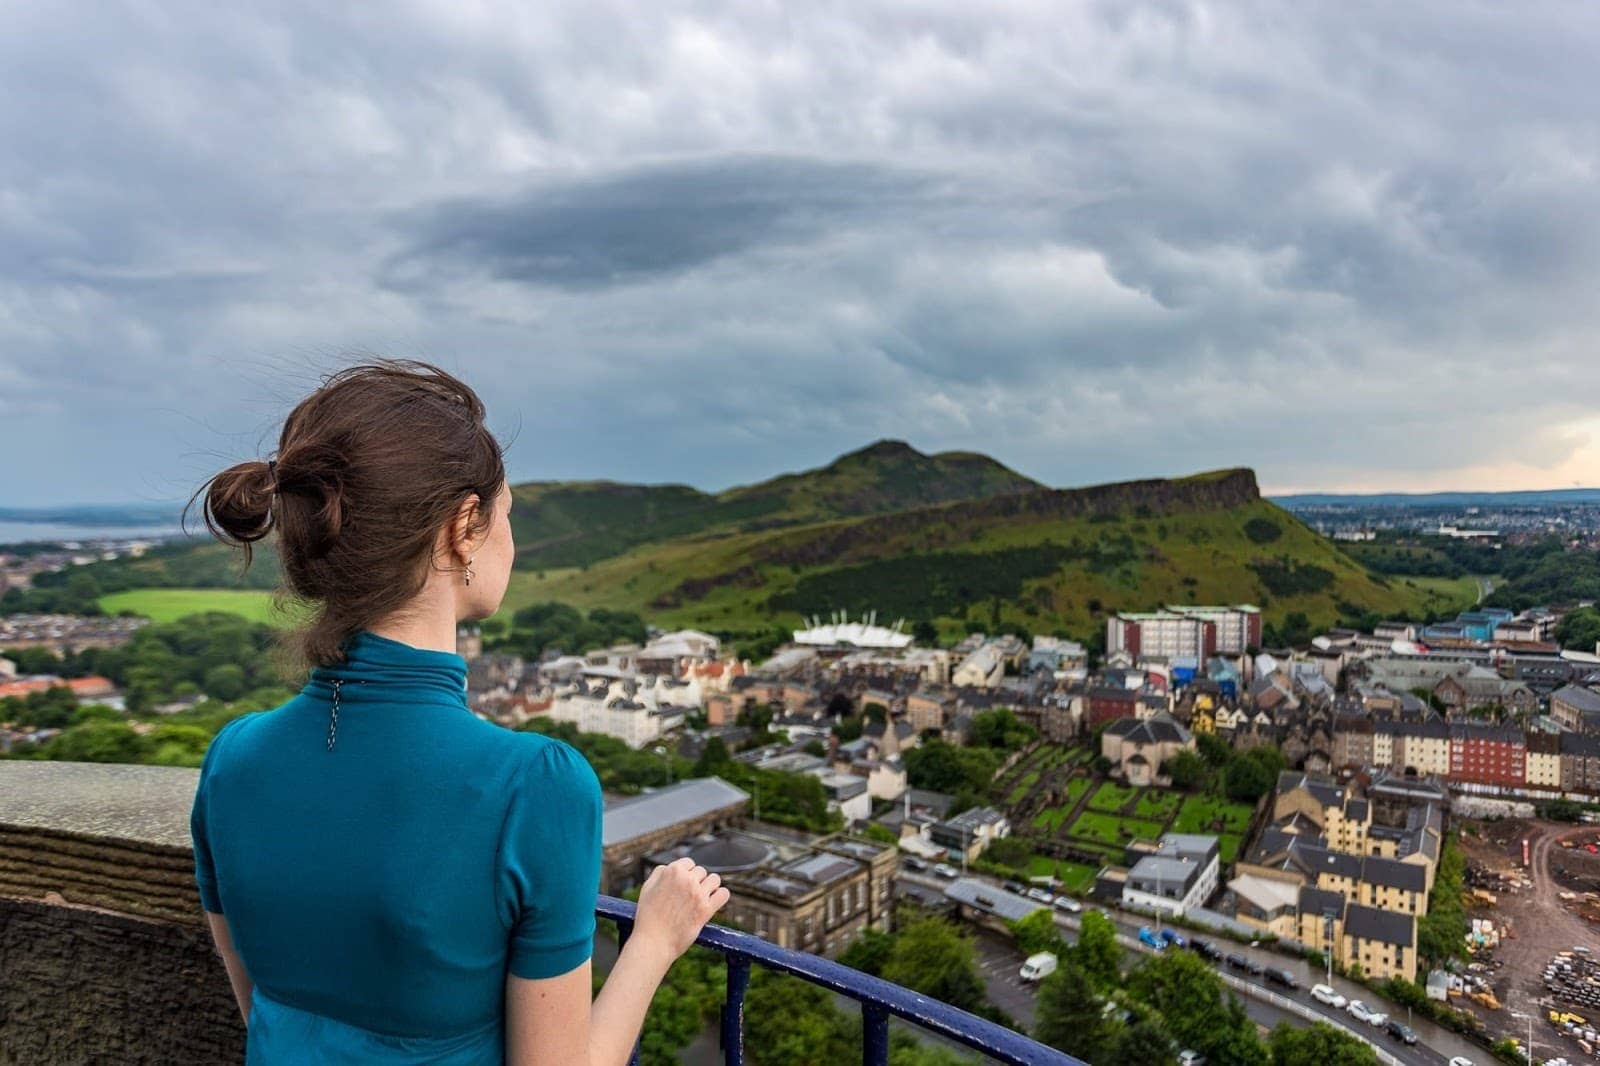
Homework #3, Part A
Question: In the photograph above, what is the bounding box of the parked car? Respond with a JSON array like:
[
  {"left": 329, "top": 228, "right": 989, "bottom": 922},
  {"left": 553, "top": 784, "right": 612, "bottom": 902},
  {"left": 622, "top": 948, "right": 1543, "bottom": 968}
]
[
  {"left": 1003, "top": 880, "right": 1027, "bottom": 895},
  {"left": 1019, "top": 952, "right": 1059, "bottom": 983},
  {"left": 1053, "top": 896, "right": 1083, "bottom": 914},
  {"left": 1225, "top": 953, "right": 1261, "bottom": 975},
  {"left": 1385, "top": 1020, "right": 1418, "bottom": 1045},
  {"left": 1198, "top": 940, "right": 1225, "bottom": 962},
  {"left": 1178, "top": 1051, "right": 1207, "bottom": 1066},
  {"left": 1027, "top": 887, "right": 1055, "bottom": 904},
  {"left": 1311, "top": 984, "right": 1348, "bottom": 1008},
  {"left": 1448, "top": 1057, "right": 1475, "bottom": 1066},
  {"left": 1264, "top": 968, "right": 1298, "bottom": 990},
  {"left": 1159, "top": 928, "right": 1186, "bottom": 948},
  {"left": 1346, "top": 1000, "right": 1377, "bottom": 1024},
  {"left": 932, "top": 863, "right": 958, "bottom": 879},
  {"left": 902, "top": 856, "right": 928, "bottom": 872},
  {"left": 1138, "top": 927, "right": 1166, "bottom": 950}
]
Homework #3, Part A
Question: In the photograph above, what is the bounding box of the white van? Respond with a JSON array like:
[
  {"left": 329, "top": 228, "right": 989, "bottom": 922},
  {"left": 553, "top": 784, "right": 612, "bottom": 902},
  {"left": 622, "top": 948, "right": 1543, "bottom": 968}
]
[{"left": 1019, "top": 952, "right": 1059, "bottom": 982}]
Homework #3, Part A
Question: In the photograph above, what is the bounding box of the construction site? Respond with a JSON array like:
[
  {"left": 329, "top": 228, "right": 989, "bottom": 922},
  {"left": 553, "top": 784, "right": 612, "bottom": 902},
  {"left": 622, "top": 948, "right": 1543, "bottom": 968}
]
[{"left": 1451, "top": 818, "right": 1600, "bottom": 1063}]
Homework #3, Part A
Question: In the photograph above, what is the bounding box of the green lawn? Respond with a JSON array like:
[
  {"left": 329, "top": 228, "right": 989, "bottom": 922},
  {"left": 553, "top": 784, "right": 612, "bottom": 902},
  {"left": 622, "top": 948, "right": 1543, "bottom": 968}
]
[
  {"left": 1086, "top": 781, "right": 1139, "bottom": 814},
  {"left": 1026, "top": 856, "right": 1102, "bottom": 893},
  {"left": 1132, "top": 789, "right": 1182, "bottom": 822},
  {"left": 1067, "top": 811, "right": 1166, "bottom": 848},
  {"left": 1032, "top": 806, "right": 1072, "bottom": 832},
  {"left": 1007, "top": 770, "right": 1040, "bottom": 806},
  {"left": 1218, "top": 833, "right": 1244, "bottom": 865},
  {"left": 98, "top": 588, "right": 311, "bottom": 627},
  {"left": 1173, "top": 796, "right": 1254, "bottom": 836}
]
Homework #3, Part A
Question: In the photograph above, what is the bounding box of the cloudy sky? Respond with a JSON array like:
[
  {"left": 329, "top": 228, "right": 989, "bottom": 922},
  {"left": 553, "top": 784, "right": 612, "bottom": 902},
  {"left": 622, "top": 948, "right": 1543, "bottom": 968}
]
[{"left": 5, "top": 1, "right": 1600, "bottom": 507}]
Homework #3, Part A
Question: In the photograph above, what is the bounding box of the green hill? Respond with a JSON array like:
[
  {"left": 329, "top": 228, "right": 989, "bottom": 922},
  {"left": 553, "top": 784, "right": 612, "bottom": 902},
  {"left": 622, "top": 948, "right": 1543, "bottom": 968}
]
[
  {"left": 41, "top": 445, "right": 1473, "bottom": 646},
  {"left": 506, "top": 466, "right": 1471, "bottom": 645},
  {"left": 510, "top": 439, "right": 1039, "bottom": 568}
]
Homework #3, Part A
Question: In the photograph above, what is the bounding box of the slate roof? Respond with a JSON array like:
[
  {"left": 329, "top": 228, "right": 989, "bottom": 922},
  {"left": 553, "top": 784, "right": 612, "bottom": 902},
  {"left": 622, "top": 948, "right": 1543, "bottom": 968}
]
[
  {"left": 1344, "top": 901, "right": 1416, "bottom": 948},
  {"left": 602, "top": 776, "right": 750, "bottom": 848}
]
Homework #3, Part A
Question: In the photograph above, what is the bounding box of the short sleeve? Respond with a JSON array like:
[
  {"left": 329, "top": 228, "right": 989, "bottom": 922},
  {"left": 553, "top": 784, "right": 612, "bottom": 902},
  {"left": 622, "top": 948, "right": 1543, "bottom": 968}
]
[
  {"left": 190, "top": 715, "right": 247, "bottom": 914},
  {"left": 500, "top": 740, "right": 603, "bottom": 980}
]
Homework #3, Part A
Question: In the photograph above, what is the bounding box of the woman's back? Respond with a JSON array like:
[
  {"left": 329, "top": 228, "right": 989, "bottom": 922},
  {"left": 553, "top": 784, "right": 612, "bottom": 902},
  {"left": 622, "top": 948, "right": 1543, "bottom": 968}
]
[{"left": 191, "top": 630, "right": 602, "bottom": 1064}]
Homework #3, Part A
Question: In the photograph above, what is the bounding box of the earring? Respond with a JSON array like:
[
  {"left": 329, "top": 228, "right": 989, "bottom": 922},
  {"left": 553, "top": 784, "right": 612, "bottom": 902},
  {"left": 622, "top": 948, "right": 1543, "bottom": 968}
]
[{"left": 464, "top": 555, "right": 475, "bottom": 587}]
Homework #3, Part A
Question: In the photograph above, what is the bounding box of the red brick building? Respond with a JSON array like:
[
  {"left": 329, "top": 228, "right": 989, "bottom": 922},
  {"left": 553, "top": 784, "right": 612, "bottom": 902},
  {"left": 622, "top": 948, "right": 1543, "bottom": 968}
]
[{"left": 1448, "top": 722, "right": 1526, "bottom": 789}]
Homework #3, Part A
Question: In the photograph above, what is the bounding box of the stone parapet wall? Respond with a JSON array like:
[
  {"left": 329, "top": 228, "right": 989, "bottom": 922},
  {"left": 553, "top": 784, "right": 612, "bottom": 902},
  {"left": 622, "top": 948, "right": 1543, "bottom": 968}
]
[{"left": 0, "top": 760, "right": 242, "bottom": 1064}]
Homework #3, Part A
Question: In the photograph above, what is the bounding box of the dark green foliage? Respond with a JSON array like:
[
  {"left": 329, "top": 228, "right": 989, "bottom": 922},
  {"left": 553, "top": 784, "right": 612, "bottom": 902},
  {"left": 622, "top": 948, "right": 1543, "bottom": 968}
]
[
  {"left": 768, "top": 544, "right": 1102, "bottom": 622},
  {"left": 1266, "top": 1021, "right": 1379, "bottom": 1065},
  {"left": 1249, "top": 558, "right": 1335, "bottom": 597},
  {"left": 969, "top": 707, "right": 1037, "bottom": 749},
  {"left": 1417, "top": 836, "right": 1467, "bottom": 966},
  {"left": 903, "top": 739, "right": 1001, "bottom": 795},
  {"left": 1034, "top": 959, "right": 1119, "bottom": 1060},
  {"left": 1224, "top": 746, "right": 1285, "bottom": 802},
  {"left": 494, "top": 601, "right": 647, "bottom": 658},
  {"left": 1557, "top": 606, "right": 1600, "bottom": 651},
  {"left": 1244, "top": 518, "right": 1283, "bottom": 544},
  {"left": 1008, "top": 909, "right": 1066, "bottom": 958},
  {"left": 1127, "top": 950, "right": 1264, "bottom": 1066},
  {"left": 1113, "top": 1019, "right": 1178, "bottom": 1065},
  {"left": 880, "top": 915, "right": 988, "bottom": 1013},
  {"left": 837, "top": 927, "right": 895, "bottom": 977},
  {"left": 1162, "top": 749, "right": 1207, "bottom": 790},
  {"left": 1072, "top": 910, "right": 1123, "bottom": 991}
]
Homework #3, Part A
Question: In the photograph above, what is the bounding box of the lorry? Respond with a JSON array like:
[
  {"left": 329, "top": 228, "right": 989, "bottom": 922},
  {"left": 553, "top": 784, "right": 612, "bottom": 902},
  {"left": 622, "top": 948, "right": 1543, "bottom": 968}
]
[{"left": 1020, "top": 952, "right": 1059, "bottom": 982}]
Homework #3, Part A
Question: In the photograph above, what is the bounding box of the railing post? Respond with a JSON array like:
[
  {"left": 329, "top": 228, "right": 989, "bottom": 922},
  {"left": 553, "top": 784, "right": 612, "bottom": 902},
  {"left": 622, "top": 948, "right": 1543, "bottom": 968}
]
[
  {"left": 720, "top": 955, "right": 751, "bottom": 1066},
  {"left": 862, "top": 1002, "right": 889, "bottom": 1066},
  {"left": 616, "top": 918, "right": 641, "bottom": 1066}
]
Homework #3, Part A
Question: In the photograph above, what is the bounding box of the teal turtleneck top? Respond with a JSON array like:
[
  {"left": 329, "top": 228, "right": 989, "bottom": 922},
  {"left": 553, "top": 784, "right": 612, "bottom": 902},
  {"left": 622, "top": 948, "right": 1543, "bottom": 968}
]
[{"left": 189, "top": 629, "right": 602, "bottom": 1064}]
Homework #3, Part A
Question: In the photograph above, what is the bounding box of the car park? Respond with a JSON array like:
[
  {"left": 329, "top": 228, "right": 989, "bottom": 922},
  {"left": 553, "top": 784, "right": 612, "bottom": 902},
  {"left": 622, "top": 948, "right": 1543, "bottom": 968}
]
[
  {"left": 1053, "top": 896, "right": 1082, "bottom": 913},
  {"left": 1159, "top": 928, "right": 1186, "bottom": 948},
  {"left": 1138, "top": 927, "right": 1165, "bottom": 950},
  {"left": 1385, "top": 1020, "right": 1418, "bottom": 1045},
  {"left": 1312, "top": 984, "right": 1348, "bottom": 1008}
]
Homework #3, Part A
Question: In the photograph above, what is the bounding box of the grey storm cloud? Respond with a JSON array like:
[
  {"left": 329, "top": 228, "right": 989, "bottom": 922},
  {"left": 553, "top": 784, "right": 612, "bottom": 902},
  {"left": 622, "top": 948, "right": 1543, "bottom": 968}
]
[
  {"left": 385, "top": 156, "right": 938, "bottom": 290},
  {"left": 2, "top": 0, "right": 1600, "bottom": 507}
]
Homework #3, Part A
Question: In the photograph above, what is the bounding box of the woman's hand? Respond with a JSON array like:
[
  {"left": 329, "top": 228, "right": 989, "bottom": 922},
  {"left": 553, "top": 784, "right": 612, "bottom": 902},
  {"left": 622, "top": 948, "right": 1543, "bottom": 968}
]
[{"left": 632, "top": 856, "right": 730, "bottom": 962}]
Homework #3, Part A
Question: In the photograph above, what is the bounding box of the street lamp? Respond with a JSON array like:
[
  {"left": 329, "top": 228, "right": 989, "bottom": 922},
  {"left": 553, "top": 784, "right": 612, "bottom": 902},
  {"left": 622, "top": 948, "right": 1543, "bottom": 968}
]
[{"left": 1510, "top": 1010, "right": 1534, "bottom": 1065}]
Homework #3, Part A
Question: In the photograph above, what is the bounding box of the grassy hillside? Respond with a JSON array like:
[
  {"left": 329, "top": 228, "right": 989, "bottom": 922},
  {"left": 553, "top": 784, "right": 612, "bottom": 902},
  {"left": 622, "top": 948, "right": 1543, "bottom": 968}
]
[
  {"left": 500, "top": 467, "right": 1473, "bottom": 644},
  {"left": 510, "top": 439, "right": 1039, "bottom": 568}
]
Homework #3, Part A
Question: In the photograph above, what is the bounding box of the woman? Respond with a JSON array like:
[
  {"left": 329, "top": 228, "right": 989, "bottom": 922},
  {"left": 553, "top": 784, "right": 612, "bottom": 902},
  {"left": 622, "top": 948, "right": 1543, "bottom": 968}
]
[{"left": 187, "top": 359, "right": 728, "bottom": 1064}]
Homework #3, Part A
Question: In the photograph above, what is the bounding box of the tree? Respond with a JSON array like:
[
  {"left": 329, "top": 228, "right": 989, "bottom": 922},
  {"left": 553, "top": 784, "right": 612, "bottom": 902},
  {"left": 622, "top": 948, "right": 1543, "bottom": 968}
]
[
  {"left": 1034, "top": 959, "right": 1118, "bottom": 1060},
  {"left": 1267, "top": 1021, "right": 1378, "bottom": 1066},
  {"left": 692, "top": 736, "right": 732, "bottom": 777},
  {"left": 1125, "top": 949, "right": 1252, "bottom": 1059},
  {"left": 1008, "top": 909, "right": 1065, "bottom": 958},
  {"left": 838, "top": 926, "right": 895, "bottom": 977},
  {"left": 1113, "top": 1018, "right": 1177, "bottom": 1065},
  {"left": 203, "top": 663, "right": 247, "bottom": 702},
  {"left": 1196, "top": 732, "right": 1233, "bottom": 768},
  {"left": 1557, "top": 606, "right": 1600, "bottom": 652},
  {"left": 1072, "top": 910, "right": 1123, "bottom": 991},
  {"left": 744, "top": 969, "right": 858, "bottom": 1066},
  {"left": 1162, "top": 749, "right": 1207, "bottom": 791},
  {"left": 970, "top": 708, "right": 1036, "bottom": 750},
  {"left": 911, "top": 619, "right": 940, "bottom": 646},
  {"left": 881, "top": 916, "right": 987, "bottom": 1013}
]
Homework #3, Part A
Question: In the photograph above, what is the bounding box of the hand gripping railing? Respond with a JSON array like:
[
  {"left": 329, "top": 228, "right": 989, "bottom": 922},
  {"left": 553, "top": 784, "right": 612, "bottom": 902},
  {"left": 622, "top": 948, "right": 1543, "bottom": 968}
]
[{"left": 598, "top": 895, "right": 1084, "bottom": 1066}]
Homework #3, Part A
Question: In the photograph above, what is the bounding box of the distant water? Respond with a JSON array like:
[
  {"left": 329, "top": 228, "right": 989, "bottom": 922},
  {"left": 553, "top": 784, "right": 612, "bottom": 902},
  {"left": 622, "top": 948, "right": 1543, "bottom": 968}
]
[{"left": 0, "top": 521, "right": 187, "bottom": 547}]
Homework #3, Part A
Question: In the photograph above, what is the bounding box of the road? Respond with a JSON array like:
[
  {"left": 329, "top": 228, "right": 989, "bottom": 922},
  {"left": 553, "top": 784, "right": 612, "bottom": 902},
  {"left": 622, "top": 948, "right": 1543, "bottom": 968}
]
[{"left": 904, "top": 869, "right": 1491, "bottom": 1066}]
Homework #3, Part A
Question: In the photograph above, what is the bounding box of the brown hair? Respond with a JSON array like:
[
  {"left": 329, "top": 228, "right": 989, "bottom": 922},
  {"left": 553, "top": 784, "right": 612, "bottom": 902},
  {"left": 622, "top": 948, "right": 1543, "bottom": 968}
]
[{"left": 185, "top": 358, "right": 508, "bottom": 673}]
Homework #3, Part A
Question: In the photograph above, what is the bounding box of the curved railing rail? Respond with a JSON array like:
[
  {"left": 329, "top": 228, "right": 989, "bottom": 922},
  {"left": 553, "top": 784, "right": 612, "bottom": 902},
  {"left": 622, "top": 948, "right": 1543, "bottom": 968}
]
[{"left": 597, "top": 895, "right": 1083, "bottom": 1066}]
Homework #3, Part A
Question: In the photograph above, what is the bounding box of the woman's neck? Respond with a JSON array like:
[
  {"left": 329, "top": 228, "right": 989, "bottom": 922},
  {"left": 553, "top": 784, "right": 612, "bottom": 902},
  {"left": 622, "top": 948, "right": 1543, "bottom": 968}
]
[{"left": 364, "top": 617, "right": 461, "bottom": 656}]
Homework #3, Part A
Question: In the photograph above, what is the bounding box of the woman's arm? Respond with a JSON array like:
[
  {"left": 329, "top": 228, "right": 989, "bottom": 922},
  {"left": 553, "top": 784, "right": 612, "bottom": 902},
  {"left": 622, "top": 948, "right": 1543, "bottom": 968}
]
[
  {"left": 504, "top": 857, "right": 728, "bottom": 1066},
  {"left": 504, "top": 931, "right": 672, "bottom": 1066},
  {"left": 204, "top": 911, "right": 255, "bottom": 1024}
]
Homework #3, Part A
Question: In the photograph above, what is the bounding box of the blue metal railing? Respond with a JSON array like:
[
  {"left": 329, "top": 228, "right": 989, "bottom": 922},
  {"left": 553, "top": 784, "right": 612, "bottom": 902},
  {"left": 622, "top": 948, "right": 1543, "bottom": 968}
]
[{"left": 598, "top": 895, "right": 1083, "bottom": 1066}]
